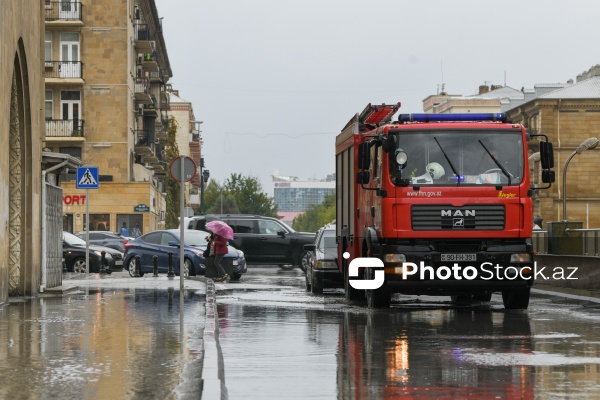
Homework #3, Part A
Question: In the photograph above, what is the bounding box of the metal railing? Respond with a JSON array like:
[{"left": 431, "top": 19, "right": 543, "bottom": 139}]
[
  {"left": 44, "top": 1, "right": 83, "bottom": 21},
  {"left": 533, "top": 229, "right": 600, "bottom": 256},
  {"left": 134, "top": 129, "right": 155, "bottom": 148},
  {"left": 45, "top": 119, "right": 85, "bottom": 138},
  {"left": 134, "top": 77, "right": 150, "bottom": 94},
  {"left": 44, "top": 61, "right": 83, "bottom": 79}
]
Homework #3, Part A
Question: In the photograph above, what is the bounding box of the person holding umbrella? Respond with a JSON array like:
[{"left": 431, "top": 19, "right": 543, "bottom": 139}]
[{"left": 206, "top": 220, "right": 234, "bottom": 282}]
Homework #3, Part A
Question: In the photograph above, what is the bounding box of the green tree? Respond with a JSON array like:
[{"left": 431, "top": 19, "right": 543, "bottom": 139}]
[
  {"left": 201, "top": 173, "right": 278, "bottom": 217},
  {"left": 164, "top": 117, "right": 181, "bottom": 228},
  {"left": 293, "top": 193, "right": 336, "bottom": 232}
]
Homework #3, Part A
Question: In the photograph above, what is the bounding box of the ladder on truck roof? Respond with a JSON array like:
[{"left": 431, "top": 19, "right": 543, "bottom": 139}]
[{"left": 341, "top": 102, "right": 401, "bottom": 133}]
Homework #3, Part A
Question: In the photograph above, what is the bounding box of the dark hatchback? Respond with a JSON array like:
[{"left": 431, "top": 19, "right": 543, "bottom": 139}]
[
  {"left": 123, "top": 229, "right": 247, "bottom": 279},
  {"left": 188, "top": 214, "right": 315, "bottom": 271},
  {"left": 63, "top": 231, "right": 124, "bottom": 273},
  {"left": 304, "top": 224, "right": 342, "bottom": 294}
]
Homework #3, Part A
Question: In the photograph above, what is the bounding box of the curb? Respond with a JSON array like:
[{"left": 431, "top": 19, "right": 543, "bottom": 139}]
[{"left": 201, "top": 279, "right": 228, "bottom": 399}]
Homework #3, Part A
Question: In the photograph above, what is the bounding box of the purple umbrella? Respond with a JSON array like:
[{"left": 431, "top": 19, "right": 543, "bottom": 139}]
[{"left": 205, "top": 220, "right": 234, "bottom": 240}]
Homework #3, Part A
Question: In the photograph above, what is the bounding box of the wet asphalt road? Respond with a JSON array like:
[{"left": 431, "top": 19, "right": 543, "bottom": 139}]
[
  {"left": 1, "top": 267, "right": 600, "bottom": 399},
  {"left": 215, "top": 266, "right": 600, "bottom": 399}
]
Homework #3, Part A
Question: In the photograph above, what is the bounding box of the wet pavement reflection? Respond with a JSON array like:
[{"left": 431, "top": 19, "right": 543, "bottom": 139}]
[
  {"left": 0, "top": 288, "right": 205, "bottom": 399},
  {"left": 216, "top": 267, "right": 600, "bottom": 399}
]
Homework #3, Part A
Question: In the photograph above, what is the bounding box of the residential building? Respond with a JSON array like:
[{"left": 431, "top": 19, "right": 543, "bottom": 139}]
[
  {"left": 167, "top": 88, "right": 202, "bottom": 212},
  {"left": 44, "top": 0, "right": 172, "bottom": 235},
  {"left": 0, "top": 0, "right": 45, "bottom": 300},
  {"left": 273, "top": 172, "right": 335, "bottom": 213},
  {"left": 423, "top": 84, "right": 524, "bottom": 113},
  {"left": 503, "top": 65, "right": 600, "bottom": 227}
]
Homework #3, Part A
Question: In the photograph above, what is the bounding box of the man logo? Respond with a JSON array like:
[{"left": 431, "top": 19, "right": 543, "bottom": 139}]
[{"left": 441, "top": 209, "right": 476, "bottom": 217}]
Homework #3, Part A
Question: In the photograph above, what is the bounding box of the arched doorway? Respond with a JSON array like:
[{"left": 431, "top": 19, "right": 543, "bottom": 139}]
[{"left": 8, "top": 41, "right": 33, "bottom": 296}]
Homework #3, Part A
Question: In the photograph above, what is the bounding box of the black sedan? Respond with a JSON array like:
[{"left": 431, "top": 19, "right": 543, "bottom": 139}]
[
  {"left": 63, "top": 231, "right": 124, "bottom": 273},
  {"left": 123, "top": 229, "right": 247, "bottom": 279},
  {"left": 304, "top": 224, "right": 343, "bottom": 294}
]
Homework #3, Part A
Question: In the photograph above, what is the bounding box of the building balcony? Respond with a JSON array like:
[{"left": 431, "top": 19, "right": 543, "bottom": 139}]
[
  {"left": 134, "top": 77, "right": 152, "bottom": 104},
  {"left": 44, "top": 1, "right": 83, "bottom": 24},
  {"left": 134, "top": 23, "right": 153, "bottom": 53},
  {"left": 136, "top": 52, "right": 159, "bottom": 73},
  {"left": 45, "top": 119, "right": 85, "bottom": 139},
  {"left": 134, "top": 129, "right": 155, "bottom": 155},
  {"left": 44, "top": 61, "right": 84, "bottom": 83}
]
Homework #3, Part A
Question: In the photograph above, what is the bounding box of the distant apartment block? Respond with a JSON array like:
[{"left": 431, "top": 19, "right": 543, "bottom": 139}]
[{"left": 273, "top": 172, "right": 335, "bottom": 212}]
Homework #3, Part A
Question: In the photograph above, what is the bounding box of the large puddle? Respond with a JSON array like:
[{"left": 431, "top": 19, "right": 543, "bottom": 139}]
[{"left": 0, "top": 288, "right": 204, "bottom": 399}]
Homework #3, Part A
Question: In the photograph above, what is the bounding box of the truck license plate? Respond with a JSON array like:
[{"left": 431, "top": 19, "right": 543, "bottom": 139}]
[{"left": 441, "top": 253, "right": 476, "bottom": 262}]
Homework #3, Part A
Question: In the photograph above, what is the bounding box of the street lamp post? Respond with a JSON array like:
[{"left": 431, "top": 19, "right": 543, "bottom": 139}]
[{"left": 562, "top": 137, "right": 599, "bottom": 221}]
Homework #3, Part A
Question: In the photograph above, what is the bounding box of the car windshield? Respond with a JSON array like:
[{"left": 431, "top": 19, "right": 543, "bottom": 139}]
[
  {"left": 318, "top": 230, "right": 337, "bottom": 251},
  {"left": 181, "top": 230, "right": 209, "bottom": 246},
  {"left": 64, "top": 231, "right": 86, "bottom": 246},
  {"left": 387, "top": 130, "right": 524, "bottom": 186}
]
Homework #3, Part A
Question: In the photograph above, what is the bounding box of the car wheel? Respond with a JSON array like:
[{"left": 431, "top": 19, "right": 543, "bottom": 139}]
[
  {"left": 297, "top": 251, "right": 309, "bottom": 273},
  {"left": 311, "top": 270, "right": 323, "bottom": 294},
  {"left": 127, "top": 257, "right": 142, "bottom": 277},
  {"left": 305, "top": 268, "right": 311, "bottom": 291},
  {"left": 231, "top": 272, "right": 242, "bottom": 281},
  {"left": 184, "top": 258, "right": 193, "bottom": 277},
  {"left": 72, "top": 258, "right": 86, "bottom": 274}
]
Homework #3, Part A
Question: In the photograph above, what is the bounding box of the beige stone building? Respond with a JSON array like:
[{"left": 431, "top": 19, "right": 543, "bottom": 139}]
[
  {"left": 422, "top": 84, "right": 524, "bottom": 114},
  {"left": 504, "top": 66, "right": 600, "bottom": 227},
  {"left": 0, "top": 1, "right": 45, "bottom": 301},
  {"left": 44, "top": 0, "right": 171, "bottom": 236},
  {"left": 167, "top": 88, "right": 203, "bottom": 213}
]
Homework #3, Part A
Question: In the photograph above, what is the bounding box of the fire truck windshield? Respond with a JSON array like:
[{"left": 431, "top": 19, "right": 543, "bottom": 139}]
[{"left": 388, "top": 130, "right": 524, "bottom": 186}]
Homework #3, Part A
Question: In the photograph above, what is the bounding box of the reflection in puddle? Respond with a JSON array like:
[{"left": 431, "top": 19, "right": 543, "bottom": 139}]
[{"left": 0, "top": 288, "right": 204, "bottom": 399}]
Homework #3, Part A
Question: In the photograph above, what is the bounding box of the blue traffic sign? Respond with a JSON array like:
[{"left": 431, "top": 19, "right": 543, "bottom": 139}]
[{"left": 76, "top": 166, "right": 99, "bottom": 189}]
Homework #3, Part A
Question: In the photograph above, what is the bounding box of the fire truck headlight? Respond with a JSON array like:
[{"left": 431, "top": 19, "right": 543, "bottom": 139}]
[
  {"left": 384, "top": 254, "right": 406, "bottom": 263},
  {"left": 510, "top": 253, "right": 532, "bottom": 263}
]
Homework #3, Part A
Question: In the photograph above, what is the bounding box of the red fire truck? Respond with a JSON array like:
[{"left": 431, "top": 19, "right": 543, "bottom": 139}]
[{"left": 335, "top": 103, "right": 555, "bottom": 309}]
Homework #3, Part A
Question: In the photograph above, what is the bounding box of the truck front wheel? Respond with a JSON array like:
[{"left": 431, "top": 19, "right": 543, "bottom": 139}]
[
  {"left": 502, "top": 287, "right": 530, "bottom": 310},
  {"left": 366, "top": 287, "right": 391, "bottom": 309},
  {"left": 344, "top": 262, "right": 363, "bottom": 301}
]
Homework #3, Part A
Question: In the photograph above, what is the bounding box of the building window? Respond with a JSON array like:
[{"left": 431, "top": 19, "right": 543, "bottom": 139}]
[
  {"left": 45, "top": 31, "right": 52, "bottom": 66},
  {"left": 45, "top": 90, "right": 53, "bottom": 120},
  {"left": 84, "top": 214, "right": 111, "bottom": 232}
]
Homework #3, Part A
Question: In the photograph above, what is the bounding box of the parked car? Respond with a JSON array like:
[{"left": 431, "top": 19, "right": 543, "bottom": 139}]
[
  {"left": 63, "top": 231, "right": 124, "bottom": 273},
  {"left": 75, "top": 231, "right": 130, "bottom": 252},
  {"left": 303, "top": 224, "right": 342, "bottom": 294},
  {"left": 187, "top": 214, "right": 314, "bottom": 271},
  {"left": 123, "top": 229, "right": 247, "bottom": 279}
]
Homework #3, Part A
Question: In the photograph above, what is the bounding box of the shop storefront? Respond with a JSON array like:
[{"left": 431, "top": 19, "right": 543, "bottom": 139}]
[{"left": 62, "top": 182, "right": 166, "bottom": 235}]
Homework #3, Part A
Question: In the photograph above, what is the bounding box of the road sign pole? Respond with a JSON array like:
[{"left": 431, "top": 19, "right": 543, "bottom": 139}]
[
  {"left": 86, "top": 188, "right": 89, "bottom": 275},
  {"left": 180, "top": 155, "right": 185, "bottom": 291}
]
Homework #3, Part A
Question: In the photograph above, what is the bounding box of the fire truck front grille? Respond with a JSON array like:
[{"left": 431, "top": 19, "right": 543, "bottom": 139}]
[{"left": 411, "top": 204, "right": 505, "bottom": 230}]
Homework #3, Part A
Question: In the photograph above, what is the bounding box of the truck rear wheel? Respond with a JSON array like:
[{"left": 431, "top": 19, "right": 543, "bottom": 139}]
[{"left": 502, "top": 287, "right": 530, "bottom": 310}]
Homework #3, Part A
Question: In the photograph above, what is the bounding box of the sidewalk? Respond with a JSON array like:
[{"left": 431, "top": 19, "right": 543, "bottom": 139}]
[{"left": 50, "top": 270, "right": 227, "bottom": 400}]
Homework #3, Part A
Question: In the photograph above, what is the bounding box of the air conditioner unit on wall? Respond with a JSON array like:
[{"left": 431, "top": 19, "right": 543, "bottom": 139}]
[
  {"left": 138, "top": 106, "right": 144, "bottom": 116},
  {"left": 150, "top": 41, "right": 156, "bottom": 52}
]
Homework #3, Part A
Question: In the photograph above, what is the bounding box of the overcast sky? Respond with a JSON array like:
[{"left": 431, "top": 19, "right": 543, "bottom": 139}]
[{"left": 155, "top": 0, "right": 600, "bottom": 195}]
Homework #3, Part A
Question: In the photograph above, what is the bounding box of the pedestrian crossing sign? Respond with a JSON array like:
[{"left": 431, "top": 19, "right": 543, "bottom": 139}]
[{"left": 76, "top": 166, "right": 99, "bottom": 189}]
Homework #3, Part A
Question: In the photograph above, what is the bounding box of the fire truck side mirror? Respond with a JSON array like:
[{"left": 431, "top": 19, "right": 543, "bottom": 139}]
[
  {"left": 539, "top": 141, "right": 554, "bottom": 169},
  {"left": 357, "top": 142, "right": 371, "bottom": 170},
  {"left": 542, "top": 170, "right": 555, "bottom": 184},
  {"left": 382, "top": 135, "right": 396, "bottom": 153},
  {"left": 356, "top": 171, "right": 370, "bottom": 184}
]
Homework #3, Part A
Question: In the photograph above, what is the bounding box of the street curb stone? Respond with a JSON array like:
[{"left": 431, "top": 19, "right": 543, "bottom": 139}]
[{"left": 201, "top": 279, "right": 228, "bottom": 399}]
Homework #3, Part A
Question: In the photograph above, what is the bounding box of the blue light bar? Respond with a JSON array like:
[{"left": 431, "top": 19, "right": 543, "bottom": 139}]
[{"left": 398, "top": 113, "right": 508, "bottom": 123}]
